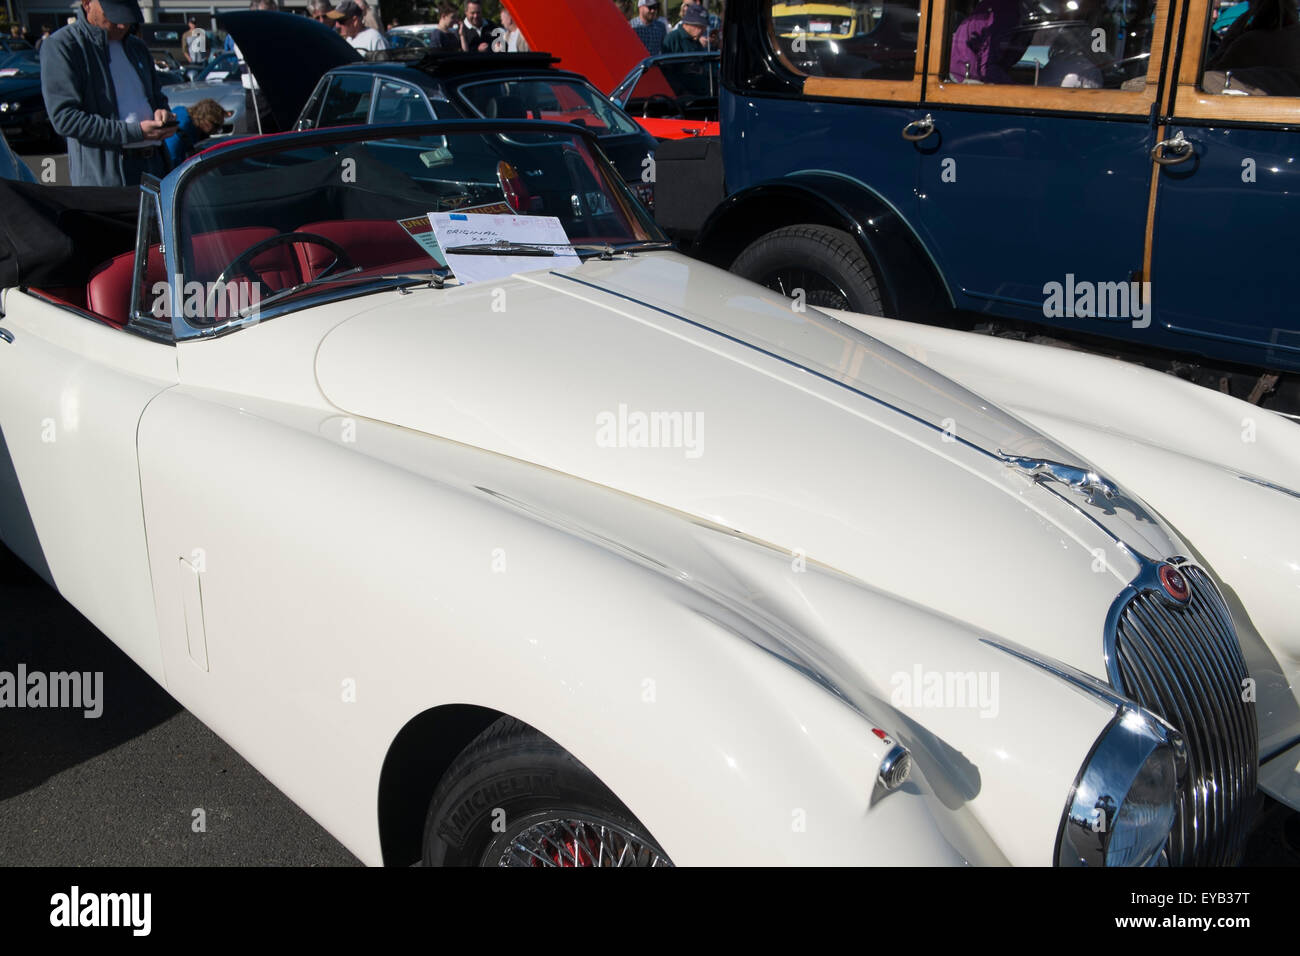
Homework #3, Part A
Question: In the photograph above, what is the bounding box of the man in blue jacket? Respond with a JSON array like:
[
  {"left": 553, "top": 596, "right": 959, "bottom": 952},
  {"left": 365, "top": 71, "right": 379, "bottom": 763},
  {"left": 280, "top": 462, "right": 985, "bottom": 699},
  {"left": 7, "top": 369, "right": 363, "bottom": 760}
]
[{"left": 40, "top": 0, "right": 176, "bottom": 186}]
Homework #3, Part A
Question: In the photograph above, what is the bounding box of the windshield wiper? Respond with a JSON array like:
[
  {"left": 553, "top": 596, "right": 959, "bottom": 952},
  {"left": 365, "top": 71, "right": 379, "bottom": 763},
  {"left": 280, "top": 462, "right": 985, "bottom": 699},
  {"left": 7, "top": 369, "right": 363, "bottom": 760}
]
[
  {"left": 235, "top": 266, "right": 367, "bottom": 317},
  {"left": 444, "top": 240, "right": 559, "bottom": 257},
  {"left": 607, "top": 240, "right": 675, "bottom": 253},
  {"left": 442, "top": 238, "right": 675, "bottom": 262}
]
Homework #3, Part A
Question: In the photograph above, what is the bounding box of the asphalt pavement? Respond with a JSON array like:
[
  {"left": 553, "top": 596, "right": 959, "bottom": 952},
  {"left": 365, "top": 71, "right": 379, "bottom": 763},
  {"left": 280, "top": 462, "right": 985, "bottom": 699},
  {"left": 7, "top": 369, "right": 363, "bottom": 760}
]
[{"left": 0, "top": 542, "right": 359, "bottom": 866}]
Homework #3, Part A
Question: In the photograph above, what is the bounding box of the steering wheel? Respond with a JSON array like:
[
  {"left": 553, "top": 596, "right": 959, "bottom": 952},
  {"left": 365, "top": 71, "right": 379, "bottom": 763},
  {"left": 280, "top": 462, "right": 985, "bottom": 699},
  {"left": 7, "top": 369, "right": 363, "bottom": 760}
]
[
  {"left": 642, "top": 93, "right": 684, "bottom": 119},
  {"left": 204, "top": 231, "right": 355, "bottom": 322}
]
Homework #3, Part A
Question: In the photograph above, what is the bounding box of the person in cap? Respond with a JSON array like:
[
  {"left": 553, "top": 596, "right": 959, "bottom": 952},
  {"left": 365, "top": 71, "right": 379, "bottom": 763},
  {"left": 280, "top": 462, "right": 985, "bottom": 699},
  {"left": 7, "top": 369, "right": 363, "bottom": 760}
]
[
  {"left": 39, "top": 0, "right": 175, "bottom": 186},
  {"left": 328, "top": 0, "right": 389, "bottom": 51},
  {"left": 663, "top": 2, "right": 713, "bottom": 52},
  {"left": 630, "top": 0, "right": 668, "bottom": 54}
]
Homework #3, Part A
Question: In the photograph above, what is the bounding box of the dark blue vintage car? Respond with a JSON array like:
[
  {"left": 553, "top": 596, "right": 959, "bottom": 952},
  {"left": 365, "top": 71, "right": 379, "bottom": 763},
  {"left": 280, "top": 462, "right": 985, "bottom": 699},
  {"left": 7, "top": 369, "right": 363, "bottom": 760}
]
[{"left": 692, "top": 0, "right": 1300, "bottom": 400}]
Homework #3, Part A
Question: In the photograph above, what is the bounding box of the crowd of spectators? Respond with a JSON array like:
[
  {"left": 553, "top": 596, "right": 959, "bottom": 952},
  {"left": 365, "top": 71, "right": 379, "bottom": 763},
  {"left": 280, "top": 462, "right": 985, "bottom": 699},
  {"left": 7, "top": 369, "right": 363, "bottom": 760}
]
[
  {"left": 629, "top": 0, "right": 721, "bottom": 54},
  {"left": 20, "top": 0, "right": 722, "bottom": 186}
]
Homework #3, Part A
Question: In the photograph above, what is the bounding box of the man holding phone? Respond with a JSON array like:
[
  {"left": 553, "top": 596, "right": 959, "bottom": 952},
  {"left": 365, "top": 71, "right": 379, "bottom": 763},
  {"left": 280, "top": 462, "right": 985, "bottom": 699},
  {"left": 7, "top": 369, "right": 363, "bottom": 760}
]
[{"left": 40, "top": 0, "right": 176, "bottom": 185}]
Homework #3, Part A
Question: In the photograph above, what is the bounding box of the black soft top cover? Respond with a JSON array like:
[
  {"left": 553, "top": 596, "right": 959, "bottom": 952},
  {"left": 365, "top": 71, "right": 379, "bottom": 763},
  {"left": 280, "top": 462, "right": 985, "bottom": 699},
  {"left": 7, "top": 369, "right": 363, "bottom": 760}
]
[{"left": 0, "top": 181, "right": 138, "bottom": 289}]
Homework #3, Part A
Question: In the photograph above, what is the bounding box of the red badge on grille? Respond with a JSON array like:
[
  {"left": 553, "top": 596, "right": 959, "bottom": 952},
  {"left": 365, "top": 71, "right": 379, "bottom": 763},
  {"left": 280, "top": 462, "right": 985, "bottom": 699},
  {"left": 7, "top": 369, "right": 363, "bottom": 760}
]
[{"left": 1159, "top": 564, "right": 1190, "bottom": 603}]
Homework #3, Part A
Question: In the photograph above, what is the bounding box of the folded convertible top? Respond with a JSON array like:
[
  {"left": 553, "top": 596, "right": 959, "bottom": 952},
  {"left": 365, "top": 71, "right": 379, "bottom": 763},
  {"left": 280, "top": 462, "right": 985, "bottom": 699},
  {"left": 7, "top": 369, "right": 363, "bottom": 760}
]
[{"left": 0, "top": 181, "right": 138, "bottom": 289}]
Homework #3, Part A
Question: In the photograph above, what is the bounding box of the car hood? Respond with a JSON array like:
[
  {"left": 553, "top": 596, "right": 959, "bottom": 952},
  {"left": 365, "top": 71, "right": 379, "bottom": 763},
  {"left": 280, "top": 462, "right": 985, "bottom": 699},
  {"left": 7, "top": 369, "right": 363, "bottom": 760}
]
[
  {"left": 313, "top": 252, "right": 1186, "bottom": 680},
  {"left": 0, "top": 76, "right": 41, "bottom": 96},
  {"left": 217, "top": 10, "right": 360, "bottom": 130},
  {"left": 162, "top": 79, "right": 239, "bottom": 96}
]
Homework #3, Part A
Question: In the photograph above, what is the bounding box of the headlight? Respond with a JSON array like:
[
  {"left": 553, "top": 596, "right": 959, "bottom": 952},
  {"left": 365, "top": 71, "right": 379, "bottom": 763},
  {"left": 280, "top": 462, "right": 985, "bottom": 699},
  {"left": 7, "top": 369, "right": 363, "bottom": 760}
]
[{"left": 1057, "top": 706, "right": 1185, "bottom": 867}]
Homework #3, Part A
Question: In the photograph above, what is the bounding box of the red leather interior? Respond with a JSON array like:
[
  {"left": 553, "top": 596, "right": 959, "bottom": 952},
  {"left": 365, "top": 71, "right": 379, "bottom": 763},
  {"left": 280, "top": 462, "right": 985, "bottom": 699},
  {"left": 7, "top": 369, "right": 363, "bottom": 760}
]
[
  {"left": 191, "top": 226, "right": 297, "bottom": 292},
  {"left": 81, "top": 222, "right": 438, "bottom": 328},
  {"left": 295, "top": 220, "right": 425, "bottom": 277},
  {"left": 28, "top": 286, "right": 88, "bottom": 310},
  {"left": 84, "top": 227, "right": 297, "bottom": 327},
  {"left": 85, "top": 245, "right": 165, "bottom": 328}
]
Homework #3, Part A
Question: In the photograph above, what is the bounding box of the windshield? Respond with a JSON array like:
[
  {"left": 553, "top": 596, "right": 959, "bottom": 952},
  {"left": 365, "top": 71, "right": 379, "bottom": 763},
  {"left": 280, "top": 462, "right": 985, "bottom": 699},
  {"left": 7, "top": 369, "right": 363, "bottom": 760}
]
[
  {"left": 457, "top": 78, "right": 642, "bottom": 137},
  {"left": 625, "top": 58, "right": 720, "bottom": 115},
  {"left": 772, "top": 4, "right": 863, "bottom": 37},
  {"left": 175, "top": 127, "right": 664, "bottom": 324},
  {"left": 193, "top": 52, "right": 239, "bottom": 82}
]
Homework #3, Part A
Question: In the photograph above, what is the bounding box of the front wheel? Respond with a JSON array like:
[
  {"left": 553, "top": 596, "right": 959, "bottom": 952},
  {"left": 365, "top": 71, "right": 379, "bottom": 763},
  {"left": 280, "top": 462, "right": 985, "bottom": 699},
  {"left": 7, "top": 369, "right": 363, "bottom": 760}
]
[
  {"left": 422, "top": 717, "right": 673, "bottom": 867},
  {"left": 731, "top": 223, "right": 885, "bottom": 315}
]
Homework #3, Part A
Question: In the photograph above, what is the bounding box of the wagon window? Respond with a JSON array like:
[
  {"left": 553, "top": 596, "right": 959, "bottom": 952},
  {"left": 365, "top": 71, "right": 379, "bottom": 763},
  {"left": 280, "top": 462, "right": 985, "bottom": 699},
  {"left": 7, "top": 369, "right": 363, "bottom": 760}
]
[
  {"left": 768, "top": 0, "right": 922, "bottom": 80},
  {"left": 941, "top": 0, "right": 1157, "bottom": 90},
  {"left": 1199, "top": 0, "right": 1300, "bottom": 94}
]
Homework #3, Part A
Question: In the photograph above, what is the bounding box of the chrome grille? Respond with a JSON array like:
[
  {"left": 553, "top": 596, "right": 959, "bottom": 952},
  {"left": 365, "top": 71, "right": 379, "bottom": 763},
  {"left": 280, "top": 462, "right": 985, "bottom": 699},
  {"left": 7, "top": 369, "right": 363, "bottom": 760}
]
[{"left": 1111, "top": 565, "right": 1258, "bottom": 866}]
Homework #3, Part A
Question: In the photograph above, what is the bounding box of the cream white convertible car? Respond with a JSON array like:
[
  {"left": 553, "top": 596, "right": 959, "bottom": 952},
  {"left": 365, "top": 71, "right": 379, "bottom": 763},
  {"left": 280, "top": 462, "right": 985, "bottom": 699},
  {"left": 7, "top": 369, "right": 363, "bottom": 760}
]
[{"left": 0, "top": 121, "right": 1297, "bottom": 867}]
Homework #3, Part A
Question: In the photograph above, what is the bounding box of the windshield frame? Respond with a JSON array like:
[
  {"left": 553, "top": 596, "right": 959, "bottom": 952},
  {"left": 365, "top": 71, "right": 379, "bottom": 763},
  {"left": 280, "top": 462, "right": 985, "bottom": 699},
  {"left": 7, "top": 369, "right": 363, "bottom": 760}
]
[{"left": 160, "top": 119, "right": 669, "bottom": 342}]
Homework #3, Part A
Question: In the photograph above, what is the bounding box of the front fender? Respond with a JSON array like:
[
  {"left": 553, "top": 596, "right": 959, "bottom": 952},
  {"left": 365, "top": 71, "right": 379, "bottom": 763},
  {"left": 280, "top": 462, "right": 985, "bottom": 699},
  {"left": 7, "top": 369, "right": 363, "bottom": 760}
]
[
  {"left": 140, "top": 384, "right": 1117, "bottom": 867},
  {"left": 328, "top": 411, "right": 1119, "bottom": 867}
]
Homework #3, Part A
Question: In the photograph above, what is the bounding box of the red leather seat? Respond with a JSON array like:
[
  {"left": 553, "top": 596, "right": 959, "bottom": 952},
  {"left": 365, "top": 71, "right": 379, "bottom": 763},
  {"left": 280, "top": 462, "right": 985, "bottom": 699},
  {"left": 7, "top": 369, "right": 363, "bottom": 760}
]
[
  {"left": 295, "top": 220, "right": 425, "bottom": 277},
  {"left": 85, "top": 227, "right": 298, "bottom": 328},
  {"left": 85, "top": 246, "right": 165, "bottom": 328}
]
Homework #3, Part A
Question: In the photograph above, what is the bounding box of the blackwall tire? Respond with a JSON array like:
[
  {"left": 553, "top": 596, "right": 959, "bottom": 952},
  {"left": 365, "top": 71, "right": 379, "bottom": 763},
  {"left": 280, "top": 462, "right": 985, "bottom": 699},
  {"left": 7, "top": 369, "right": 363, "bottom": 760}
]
[
  {"left": 731, "top": 223, "right": 885, "bottom": 315},
  {"left": 421, "top": 717, "right": 673, "bottom": 867}
]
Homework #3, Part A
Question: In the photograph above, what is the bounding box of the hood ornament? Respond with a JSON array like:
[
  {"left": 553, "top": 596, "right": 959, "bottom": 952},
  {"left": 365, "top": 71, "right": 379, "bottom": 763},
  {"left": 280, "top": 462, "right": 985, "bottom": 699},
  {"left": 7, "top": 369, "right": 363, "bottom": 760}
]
[{"left": 998, "top": 451, "right": 1120, "bottom": 501}]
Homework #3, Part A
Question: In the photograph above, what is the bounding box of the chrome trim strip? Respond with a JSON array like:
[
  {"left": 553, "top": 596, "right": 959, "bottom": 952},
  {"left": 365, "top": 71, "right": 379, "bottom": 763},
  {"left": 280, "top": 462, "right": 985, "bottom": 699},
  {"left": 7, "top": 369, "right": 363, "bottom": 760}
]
[
  {"left": 1237, "top": 474, "right": 1300, "bottom": 500},
  {"left": 979, "top": 636, "right": 1131, "bottom": 710},
  {"left": 550, "top": 270, "right": 1003, "bottom": 463}
]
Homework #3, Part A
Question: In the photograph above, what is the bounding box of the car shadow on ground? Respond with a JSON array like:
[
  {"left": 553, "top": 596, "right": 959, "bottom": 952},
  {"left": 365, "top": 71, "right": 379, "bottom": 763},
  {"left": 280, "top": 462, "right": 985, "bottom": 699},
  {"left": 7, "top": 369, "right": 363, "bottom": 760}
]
[
  {"left": 0, "top": 542, "right": 360, "bottom": 865},
  {"left": 0, "top": 542, "right": 181, "bottom": 802}
]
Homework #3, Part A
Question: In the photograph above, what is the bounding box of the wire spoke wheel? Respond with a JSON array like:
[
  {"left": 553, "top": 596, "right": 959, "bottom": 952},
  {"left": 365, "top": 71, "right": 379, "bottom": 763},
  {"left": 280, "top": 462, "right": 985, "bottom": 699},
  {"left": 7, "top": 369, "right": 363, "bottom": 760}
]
[{"left": 493, "top": 813, "right": 673, "bottom": 867}]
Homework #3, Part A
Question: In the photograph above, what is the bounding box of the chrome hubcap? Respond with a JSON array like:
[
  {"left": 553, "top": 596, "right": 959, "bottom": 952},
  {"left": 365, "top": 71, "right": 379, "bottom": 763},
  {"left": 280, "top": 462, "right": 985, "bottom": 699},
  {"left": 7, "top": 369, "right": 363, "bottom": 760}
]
[{"left": 493, "top": 814, "right": 673, "bottom": 867}]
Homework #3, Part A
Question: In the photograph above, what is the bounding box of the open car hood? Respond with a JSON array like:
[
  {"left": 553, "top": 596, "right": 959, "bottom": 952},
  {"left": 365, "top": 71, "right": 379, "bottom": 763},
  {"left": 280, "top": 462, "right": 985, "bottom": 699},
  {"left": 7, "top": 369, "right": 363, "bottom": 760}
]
[
  {"left": 505, "top": 0, "right": 652, "bottom": 93},
  {"left": 217, "top": 10, "right": 360, "bottom": 130}
]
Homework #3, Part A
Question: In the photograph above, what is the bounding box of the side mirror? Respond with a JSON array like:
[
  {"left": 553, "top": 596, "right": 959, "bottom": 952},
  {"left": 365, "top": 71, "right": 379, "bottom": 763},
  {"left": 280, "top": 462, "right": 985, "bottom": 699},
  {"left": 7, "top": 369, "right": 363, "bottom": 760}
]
[{"left": 296, "top": 118, "right": 315, "bottom": 131}]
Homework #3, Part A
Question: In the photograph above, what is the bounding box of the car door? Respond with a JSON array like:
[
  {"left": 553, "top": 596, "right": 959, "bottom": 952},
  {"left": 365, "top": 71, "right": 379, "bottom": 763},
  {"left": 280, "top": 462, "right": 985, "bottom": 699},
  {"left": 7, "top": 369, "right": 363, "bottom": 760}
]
[
  {"left": 723, "top": 0, "right": 928, "bottom": 230},
  {"left": 0, "top": 190, "right": 178, "bottom": 682},
  {"left": 912, "top": 0, "right": 1170, "bottom": 327},
  {"left": 1147, "top": 0, "right": 1300, "bottom": 371}
]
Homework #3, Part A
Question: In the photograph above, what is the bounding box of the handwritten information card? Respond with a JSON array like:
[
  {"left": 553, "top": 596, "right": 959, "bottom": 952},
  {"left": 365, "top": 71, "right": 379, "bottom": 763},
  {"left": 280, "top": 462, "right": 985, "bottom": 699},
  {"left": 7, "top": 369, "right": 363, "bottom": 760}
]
[{"left": 429, "top": 212, "right": 579, "bottom": 285}]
